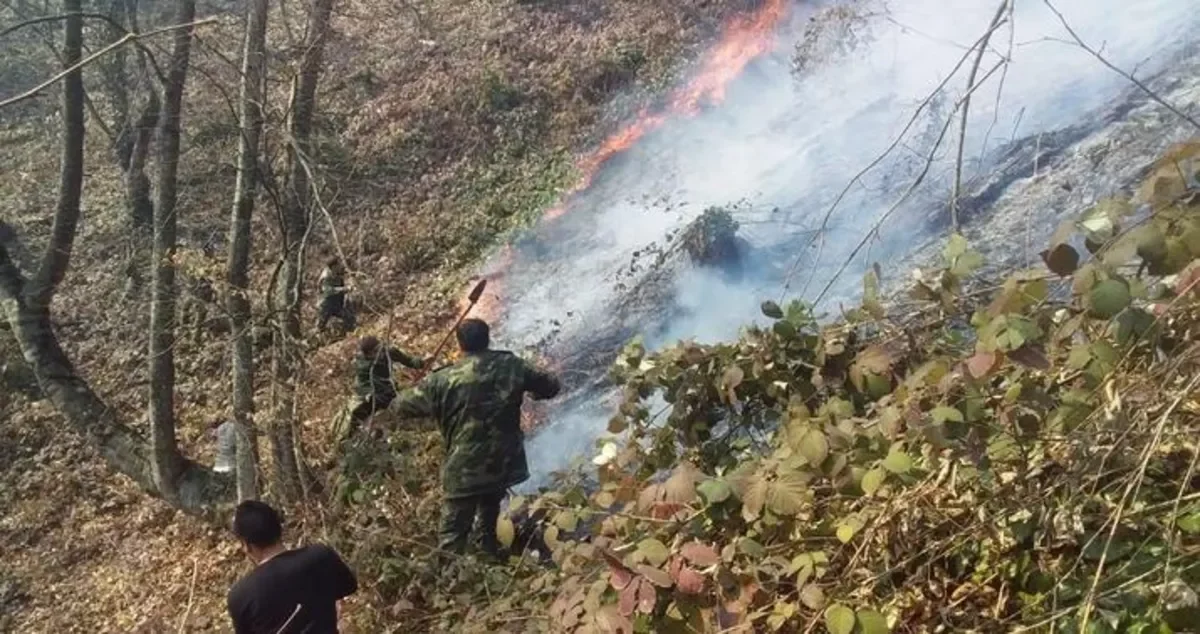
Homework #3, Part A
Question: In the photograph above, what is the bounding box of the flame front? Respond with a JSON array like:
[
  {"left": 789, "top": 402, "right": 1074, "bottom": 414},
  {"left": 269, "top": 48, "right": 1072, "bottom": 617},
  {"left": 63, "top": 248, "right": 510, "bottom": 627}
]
[{"left": 461, "top": 0, "right": 790, "bottom": 322}]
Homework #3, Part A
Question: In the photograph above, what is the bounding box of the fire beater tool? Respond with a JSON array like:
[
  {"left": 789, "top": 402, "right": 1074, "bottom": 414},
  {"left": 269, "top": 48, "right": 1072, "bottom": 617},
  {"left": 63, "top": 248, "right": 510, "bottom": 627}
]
[{"left": 419, "top": 279, "right": 487, "bottom": 378}]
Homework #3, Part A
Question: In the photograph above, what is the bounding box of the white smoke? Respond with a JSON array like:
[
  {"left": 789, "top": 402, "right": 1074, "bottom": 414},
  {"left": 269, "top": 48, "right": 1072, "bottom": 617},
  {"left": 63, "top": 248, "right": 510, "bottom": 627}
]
[{"left": 509, "top": 0, "right": 1200, "bottom": 485}]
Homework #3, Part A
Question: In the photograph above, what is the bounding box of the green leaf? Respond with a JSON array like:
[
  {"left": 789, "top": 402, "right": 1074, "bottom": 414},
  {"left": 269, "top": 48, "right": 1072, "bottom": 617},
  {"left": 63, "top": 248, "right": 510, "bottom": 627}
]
[
  {"left": 798, "top": 429, "right": 830, "bottom": 466},
  {"left": 638, "top": 539, "right": 670, "bottom": 567},
  {"left": 825, "top": 604, "right": 856, "bottom": 634},
  {"left": 861, "top": 467, "right": 885, "bottom": 496},
  {"left": 738, "top": 537, "right": 765, "bottom": 559},
  {"left": 931, "top": 406, "right": 964, "bottom": 424},
  {"left": 1177, "top": 512, "right": 1200, "bottom": 534},
  {"left": 856, "top": 609, "right": 890, "bottom": 634},
  {"left": 697, "top": 478, "right": 732, "bottom": 504},
  {"left": 836, "top": 517, "right": 862, "bottom": 543},
  {"left": 761, "top": 300, "right": 784, "bottom": 319},
  {"left": 882, "top": 449, "right": 913, "bottom": 474},
  {"left": 1088, "top": 279, "right": 1132, "bottom": 319}
]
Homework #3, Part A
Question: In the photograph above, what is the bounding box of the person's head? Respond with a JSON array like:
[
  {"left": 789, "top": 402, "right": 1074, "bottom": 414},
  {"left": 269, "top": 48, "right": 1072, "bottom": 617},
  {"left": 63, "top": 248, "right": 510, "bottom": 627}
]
[
  {"left": 327, "top": 257, "right": 342, "bottom": 273},
  {"left": 359, "top": 335, "right": 380, "bottom": 357},
  {"left": 456, "top": 318, "right": 490, "bottom": 354},
  {"left": 232, "top": 500, "right": 283, "bottom": 563}
]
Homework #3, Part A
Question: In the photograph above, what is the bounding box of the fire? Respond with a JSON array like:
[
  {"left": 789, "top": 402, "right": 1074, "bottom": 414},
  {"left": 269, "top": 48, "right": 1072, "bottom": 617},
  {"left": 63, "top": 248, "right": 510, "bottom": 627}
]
[{"left": 460, "top": 0, "right": 790, "bottom": 317}]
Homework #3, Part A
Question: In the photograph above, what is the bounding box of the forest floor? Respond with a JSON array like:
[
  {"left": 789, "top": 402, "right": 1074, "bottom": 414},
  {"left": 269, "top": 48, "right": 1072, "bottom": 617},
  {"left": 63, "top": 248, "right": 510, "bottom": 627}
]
[{"left": 0, "top": 0, "right": 772, "bottom": 631}]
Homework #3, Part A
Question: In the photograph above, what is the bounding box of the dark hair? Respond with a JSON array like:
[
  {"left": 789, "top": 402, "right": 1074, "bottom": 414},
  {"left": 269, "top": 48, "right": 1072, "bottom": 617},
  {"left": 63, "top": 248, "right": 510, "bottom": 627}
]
[
  {"left": 232, "top": 500, "right": 283, "bottom": 547},
  {"left": 359, "top": 335, "right": 379, "bottom": 355},
  {"left": 327, "top": 257, "right": 340, "bottom": 269},
  {"left": 456, "top": 318, "right": 490, "bottom": 353}
]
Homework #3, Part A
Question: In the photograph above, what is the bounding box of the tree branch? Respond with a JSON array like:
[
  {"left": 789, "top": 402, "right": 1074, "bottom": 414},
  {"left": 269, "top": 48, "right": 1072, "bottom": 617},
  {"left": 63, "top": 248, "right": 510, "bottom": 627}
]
[
  {"left": 0, "top": 16, "right": 218, "bottom": 111},
  {"left": 1042, "top": 0, "right": 1200, "bottom": 132},
  {"left": 951, "top": 0, "right": 1010, "bottom": 233}
]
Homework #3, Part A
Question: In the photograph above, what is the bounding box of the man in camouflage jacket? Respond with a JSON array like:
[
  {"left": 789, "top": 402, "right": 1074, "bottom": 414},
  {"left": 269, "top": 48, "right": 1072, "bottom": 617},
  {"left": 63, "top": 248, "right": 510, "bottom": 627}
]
[
  {"left": 389, "top": 318, "right": 560, "bottom": 556},
  {"left": 349, "top": 335, "right": 424, "bottom": 426}
]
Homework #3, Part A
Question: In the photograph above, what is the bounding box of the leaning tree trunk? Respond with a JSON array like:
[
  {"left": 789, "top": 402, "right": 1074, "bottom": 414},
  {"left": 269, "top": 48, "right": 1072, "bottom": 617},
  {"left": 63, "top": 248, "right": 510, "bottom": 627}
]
[
  {"left": 272, "top": 0, "right": 336, "bottom": 502},
  {"left": 148, "top": 0, "right": 197, "bottom": 499},
  {"left": 227, "top": 0, "right": 270, "bottom": 502},
  {"left": 0, "top": 0, "right": 230, "bottom": 512}
]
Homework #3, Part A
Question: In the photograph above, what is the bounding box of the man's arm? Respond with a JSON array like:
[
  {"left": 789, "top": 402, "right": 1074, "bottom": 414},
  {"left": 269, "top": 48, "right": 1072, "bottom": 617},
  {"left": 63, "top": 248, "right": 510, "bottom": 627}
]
[
  {"left": 389, "top": 378, "right": 438, "bottom": 420},
  {"left": 523, "top": 361, "right": 561, "bottom": 400},
  {"left": 387, "top": 346, "right": 425, "bottom": 370}
]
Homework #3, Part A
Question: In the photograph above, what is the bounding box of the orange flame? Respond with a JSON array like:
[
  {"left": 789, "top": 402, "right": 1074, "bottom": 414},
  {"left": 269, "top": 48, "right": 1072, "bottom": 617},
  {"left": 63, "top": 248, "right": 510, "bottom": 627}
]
[{"left": 462, "top": 0, "right": 790, "bottom": 316}]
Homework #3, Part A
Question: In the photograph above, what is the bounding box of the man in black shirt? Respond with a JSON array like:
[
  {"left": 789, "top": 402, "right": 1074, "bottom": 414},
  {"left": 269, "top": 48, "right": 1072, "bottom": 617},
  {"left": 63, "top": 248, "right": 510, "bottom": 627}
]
[{"left": 227, "top": 501, "right": 358, "bottom": 633}]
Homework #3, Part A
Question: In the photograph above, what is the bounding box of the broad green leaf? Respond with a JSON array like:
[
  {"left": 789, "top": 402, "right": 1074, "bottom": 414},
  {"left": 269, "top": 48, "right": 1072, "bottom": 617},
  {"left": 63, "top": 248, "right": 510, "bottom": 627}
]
[
  {"left": 836, "top": 517, "right": 862, "bottom": 543},
  {"left": 697, "top": 478, "right": 732, "bottom": 504},
  {"left": 861, "top": 467, "right": 885, "bottom": 496},
  {"left": 931, "top": 406, "right": 964, "bottom": 424},
  {"left": 761, "top": 300, "right": 784, "bottom": 319},
  {"left": 1088, "top": 279, "right": 1132, "bottom": 319},
  {"left": 738, "top": 537, "right": 765, "bottom": 559},
  {"left": 856, "top": 609, "right": 890, "bottom": 634},
  {"left": 825, "top": 604, "right": 856, "bottom": 634},
  {"left": 799, "top": 429, "right": 830, "bottom": 466},
  {"left": 1177, "top": 512, "right": 1200, "bottom": 534},
  {"left": 638, "top": 539, "right": 670, "bottom": 567},
  {"left": 882, "top": 449, "right": 913, "bottom": 474}
]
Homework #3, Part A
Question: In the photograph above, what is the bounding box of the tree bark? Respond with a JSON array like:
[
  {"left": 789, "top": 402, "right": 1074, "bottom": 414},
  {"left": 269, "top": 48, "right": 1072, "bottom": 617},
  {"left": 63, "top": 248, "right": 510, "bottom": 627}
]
[
  {"left": 0, "top": 1, "right": 229, "bottom": 513},
  {"left": 148, "top": 0, "right": 196, "bottom": 498},
  {"left": 26, "top": 0, "right": 85, "bottom": 311},
  {"left": 271, "top": 0, "right": 336, "bottom": 502},
  {"left": 227, "top": 0, "right": 270, "bottom": 502}
]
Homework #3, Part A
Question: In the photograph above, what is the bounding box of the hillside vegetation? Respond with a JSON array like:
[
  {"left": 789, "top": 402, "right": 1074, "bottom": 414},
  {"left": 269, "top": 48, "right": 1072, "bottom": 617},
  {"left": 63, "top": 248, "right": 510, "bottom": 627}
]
[
  {"left": 2, "top": 0, "right": 1200, "bottom": 632},
  {"left": 331, "top": 141, "right": 1200, "bottom": 632}
]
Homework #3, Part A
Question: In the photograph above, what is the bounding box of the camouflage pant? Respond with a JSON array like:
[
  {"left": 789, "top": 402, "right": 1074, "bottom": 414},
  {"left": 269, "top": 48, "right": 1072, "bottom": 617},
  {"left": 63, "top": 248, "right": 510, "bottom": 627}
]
[{"left": 439, "top": 490, "right": 506, "bottom": 556}]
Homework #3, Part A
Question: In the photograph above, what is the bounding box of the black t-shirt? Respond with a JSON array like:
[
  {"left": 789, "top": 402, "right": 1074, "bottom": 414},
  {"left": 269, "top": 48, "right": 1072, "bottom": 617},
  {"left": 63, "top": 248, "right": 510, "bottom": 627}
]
[{"left": 227, "top": 544, "right": 357, "bottom": 634}]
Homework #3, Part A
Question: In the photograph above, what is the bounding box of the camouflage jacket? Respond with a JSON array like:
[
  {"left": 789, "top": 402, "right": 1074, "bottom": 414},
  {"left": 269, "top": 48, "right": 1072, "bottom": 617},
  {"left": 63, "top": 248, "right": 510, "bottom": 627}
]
[
  {"left": 355, "top": 346, "right": 423, "bottom": 399},
  {"left": 319, "top": 267, "right": 346, "bottom": 299},
  {"left": 389, "top": 350, "right": 560, "bottom": 499}
]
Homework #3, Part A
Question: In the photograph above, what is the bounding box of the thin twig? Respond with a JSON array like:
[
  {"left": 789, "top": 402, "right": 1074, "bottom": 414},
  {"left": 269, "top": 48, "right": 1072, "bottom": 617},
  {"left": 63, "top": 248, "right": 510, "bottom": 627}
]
[
  {"left": 0, "top": 16, "right": 218, "bottom": 110},
  {"left": 1042, "top": 0, "right": 1200, "bottom": 131},
  {"left": 176, "top": 558, "right": 199, "bottom": 634},
  {"left": 951, "top": 0, "right": 1010, "bottom": 232}
]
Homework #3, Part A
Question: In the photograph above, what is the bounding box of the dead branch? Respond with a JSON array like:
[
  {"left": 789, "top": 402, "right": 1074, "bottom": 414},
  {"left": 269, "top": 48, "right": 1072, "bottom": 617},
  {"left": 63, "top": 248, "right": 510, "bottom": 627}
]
[
  {"left": 1042, "top": 0, "right": 1200, "bottom": 132},
  {"left": 951, "top": 0, "right": 1010, "bottom": 233}
]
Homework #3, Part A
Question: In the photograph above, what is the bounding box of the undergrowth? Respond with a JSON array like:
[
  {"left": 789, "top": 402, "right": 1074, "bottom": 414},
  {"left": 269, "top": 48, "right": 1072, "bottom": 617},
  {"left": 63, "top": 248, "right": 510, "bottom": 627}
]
[{"left": 332, "top": 141, "right": 1200, "bottom": 633}]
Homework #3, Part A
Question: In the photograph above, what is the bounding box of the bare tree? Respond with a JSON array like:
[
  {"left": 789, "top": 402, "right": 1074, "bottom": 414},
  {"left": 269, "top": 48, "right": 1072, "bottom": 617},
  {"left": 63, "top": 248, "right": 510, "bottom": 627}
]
[
  {"left": 147, "top": 0, "right": 196, "bottom": 498},
  {"left": 227, "top": 0, "right": 270, "bottom": 501},
  {"left": 270, "top": 0, "right": 336, "bottom": 501},
  {"left": 0, "top": 0, "right": 229, "bottom": 512}
]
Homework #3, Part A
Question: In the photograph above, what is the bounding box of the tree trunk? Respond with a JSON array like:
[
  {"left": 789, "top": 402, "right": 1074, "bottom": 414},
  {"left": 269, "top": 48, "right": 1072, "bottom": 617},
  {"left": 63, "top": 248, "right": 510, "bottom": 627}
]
[
  {"left": 0, "top": 0, "right": 230, "bottom": 513},
  {"left": 148, "top": 0, "right": 196, "bottom": 499},
  {"left": 26, "top": 0, "right": 85, "bottom": 310},
  {"left": 227, "top": 0, "right": 270, "bottom": 502},
  {"left": 271, "top": 0, "right": 336, "bottom": 502}
]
